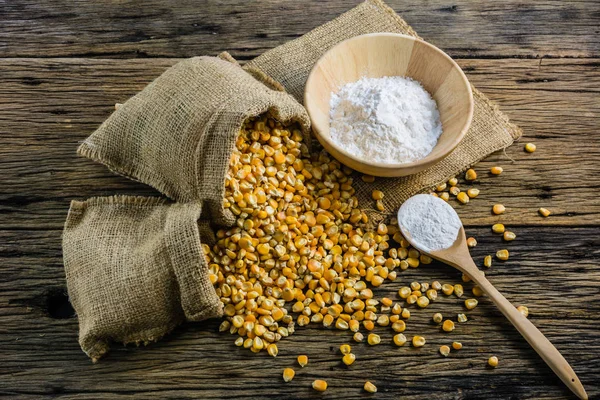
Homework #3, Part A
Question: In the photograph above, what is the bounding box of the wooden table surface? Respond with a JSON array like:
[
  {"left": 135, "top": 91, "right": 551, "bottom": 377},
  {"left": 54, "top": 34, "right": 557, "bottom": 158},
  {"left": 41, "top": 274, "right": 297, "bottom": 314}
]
[{"left": 1, "top": 1, "right": 599, "bottom": 399}]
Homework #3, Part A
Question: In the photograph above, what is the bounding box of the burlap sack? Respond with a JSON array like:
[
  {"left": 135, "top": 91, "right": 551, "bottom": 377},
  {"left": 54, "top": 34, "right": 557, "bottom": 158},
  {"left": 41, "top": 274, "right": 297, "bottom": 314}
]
[
  {"left": 245, "top": 0, "right": 523, "bottom": 223},
  {"left": 78, "top": 53, "right": 310, "bottom": 227},
  {"left": 62, "top": 196, "right": 222, "bottom": 361}
]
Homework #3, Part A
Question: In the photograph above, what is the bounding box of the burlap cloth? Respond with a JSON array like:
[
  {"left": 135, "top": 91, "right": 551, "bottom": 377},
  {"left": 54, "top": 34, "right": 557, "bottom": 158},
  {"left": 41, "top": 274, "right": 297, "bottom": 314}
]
[{"left": 64, "top": 0, "right": 521, "bottom": 360}]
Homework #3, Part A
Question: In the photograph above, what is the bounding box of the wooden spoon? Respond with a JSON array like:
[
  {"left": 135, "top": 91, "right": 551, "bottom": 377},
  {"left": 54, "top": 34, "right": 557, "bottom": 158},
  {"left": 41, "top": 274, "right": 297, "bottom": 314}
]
[{"left": 399, "top": 223, "right": 588, "bottom": 399}]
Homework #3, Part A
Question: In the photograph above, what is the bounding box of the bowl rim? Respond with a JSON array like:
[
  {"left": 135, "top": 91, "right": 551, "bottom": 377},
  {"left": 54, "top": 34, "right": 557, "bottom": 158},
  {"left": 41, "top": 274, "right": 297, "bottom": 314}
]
[{"left": 304, "top": 32, "right": 474, "bottom": 171}]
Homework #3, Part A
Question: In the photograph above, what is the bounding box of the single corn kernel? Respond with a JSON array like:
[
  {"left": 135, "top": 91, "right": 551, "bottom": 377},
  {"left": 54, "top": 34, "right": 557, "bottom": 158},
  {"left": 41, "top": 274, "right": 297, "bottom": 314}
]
[
  {"left": 391, "top": 320, "right": 406, "bottom": 333},
  {"left": 416, "top": 296, "right": 430, "bottom": 308},
  {"left": 298, "top": 355, "right": 308, "bottom": 367},
  {"left": 524, "top": 143, "right": 536, "bottom": 153},
  {"left": 364, "top": 381, "right": 378, "bottom": 393},
  {"left": 412, "top": 335, "right": 426, "bottom": 347},
  {"left": 426, "top": 289, "right": 438, "bottom": 301},
  {"left": 457, "top": 192, "right": 470, "bottom": 204},
  {"left": 439, "top": 345, "right": 450, "bottom": 357},
  {"left": 503, "top": 231, "right": 516, "bottom": 241},
  {"left": 492, "top": 204, "right": 506, "bottom": 215},
  {"left": 234, "top": 337, "right": 243, "bottom": 347},
  {"left": 377, "top": 314, "right": 390, "bottom": 326},
  {"left": 517, "top": 305, "right": 529, "bottom": 318},
  {"left": 420, "top": 254, "right": 433, "bottom": 265},
  {"left": 539, "top": 207, "right": 551, "bottom": 217},
  {"left": 283, "top": 368, "right": 295, "bottom": 382},
  {"left": 267, "top": 343, "right": 279, "bottom": 357},
  {"left": 490, "top": 166, "right": 503, "bottom": 175},
  {"left": 467, "top": 188, "right": 480, "bottom": 198},
  {"left": 398, "top": 287, "right": 411, "bottom": 299},
  {"left": 436, "top": 183, "right": 447, "bottom": 191},
  {"left": 465, "top": 299, "right": 479, "bottom": 310},
  {"left": 372, "top": 190, "right": 384, "bottom": 200},
  {"left": 442, "top": 284, "right": 454, "bottom": 296},
  {"left": 457, "top": 313, "right": 468, "bottom": 323},
  {"left": 442, "top": 320, "right": 455, "bottom": 332},
  {"left": 393, "top": 333, "right": 407, "bottom": 346},
  {"left": 488, "top": 356, "right": 499, "bottom": 368},
  {"left": 467, "top": 237, "right": 477, "bottom": 248},
  {"left": 472, "top": 286, "right": 484, "bottom": 297},
  {"left": 340, "top": 344, "right": 352, "bottom": 355},
  {"left": 448, "top": 177, "right": 458, "bottom": 186},
  {"left": 410, "top": 281, "right": 421, "bottom": 291},
  {"left": 312, "top": 379, "right": 328, "bottom": 392},
  {"left": 440, "top": 192, "right": 450, "bottom": 201},
  {"left": 342, "top": 353, "right": 356, "bottom": 366},
  {"left": 432, "top": 281, "right": 442, "bottom": 291},
  {"left": 354, "top": 332, "right": 364, "bottom": 342},
  {"left": 433, "top": 313, "right": 443, "bottom": 323},
  {"left": 401, "top": 308, "right": 411, "bottom": 319},
  {"left": 452, "top": 341, "right": 463, "bottom": 350},
  {"left": 449, "top": 186, "right": 461, "bottom": 196},
  {"left": 462, "top": 273, "right": 471, "bottom": 283},
  {"left": 376, "top": 200, "right": 385, "bottom": 211},
  {"left": 484, "top": 255, "right": 492, "bottom": 268},
  {"left": 362, "top": 174, "right": 375, "bottom": 183},
  {"left": 454, "top": 284, "right": 464, "bottom": 297},
  {"left": 492, "top": 223, "right": 505, "bottom": 234},
  {"left": 465, "top": 169, "right": 477, "bottom": 181},
  {"left": 496, "top": 249, "right": 510, "bottom": 261},
  {"left": 406, "top": 294, "right": 418, "bottom": 305},
  {"left": 368, "top": 333, "right": 381, "bottom": 345}
]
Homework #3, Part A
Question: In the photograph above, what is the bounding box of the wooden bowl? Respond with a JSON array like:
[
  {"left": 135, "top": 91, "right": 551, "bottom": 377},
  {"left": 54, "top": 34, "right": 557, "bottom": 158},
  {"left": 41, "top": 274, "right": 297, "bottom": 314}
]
[{"left": 304, "top": 33, "right": 474, "bottom": 177}]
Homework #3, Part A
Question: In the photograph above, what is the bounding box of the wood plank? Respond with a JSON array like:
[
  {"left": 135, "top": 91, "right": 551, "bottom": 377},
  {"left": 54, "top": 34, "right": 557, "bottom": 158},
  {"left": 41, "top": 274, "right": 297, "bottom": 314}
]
[
  {"left": 1, "top": 227, "right": 598, "bottom": 399},
  {"left": 1, "top": 58, "right": 599, "bottom": 229},
  {"left": 0, "top": 1, "right": 598, "bottom": 59}
]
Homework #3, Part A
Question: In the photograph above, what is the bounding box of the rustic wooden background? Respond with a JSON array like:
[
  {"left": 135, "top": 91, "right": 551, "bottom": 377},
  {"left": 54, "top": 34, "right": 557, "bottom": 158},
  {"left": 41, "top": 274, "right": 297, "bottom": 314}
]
[{"left": 1, "top": 1, "right": 599, "bottom": 399}]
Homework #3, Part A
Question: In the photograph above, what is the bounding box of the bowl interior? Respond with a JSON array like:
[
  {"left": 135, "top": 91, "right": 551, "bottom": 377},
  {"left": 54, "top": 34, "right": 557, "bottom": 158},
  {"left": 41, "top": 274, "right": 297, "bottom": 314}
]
[{"left": 305, "top": 33, "right": 473, "bottom": 171}]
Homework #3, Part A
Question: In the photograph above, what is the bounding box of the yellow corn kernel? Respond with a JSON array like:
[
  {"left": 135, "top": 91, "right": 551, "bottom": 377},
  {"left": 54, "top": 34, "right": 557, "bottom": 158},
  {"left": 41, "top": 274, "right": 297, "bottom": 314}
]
[
  {"left": 539, "top": 207, "right": 551, "bottom": 217},
  {"left": 488, "top": 356, "right": 499, "bottom": 368},
  {"left": 267, "top": 343, "right": 278, "bottom": 357},
  {"left": 363, "top": 320, "right": 375, "bottom": 331},
  {"left": 372, "top": 190, "right": 384, "bottom": 200},
  {"left": 490, "top": 166, "right": 503, "bottom": 175},
  {"left": 406, "top": 294, "right": 418, "bottom": 305},
  {"left": 283, "top": 368, "right": 295, "bottom": 382},
  {"left": 492, "top": 204, "right": 506, "bottom": 215},
  {"left": 517, "top": 305, "right": 529, "bottom": 318},
  {"left": 524, "top": 143, "right": 536, "bottom": 153},
  {"left": 398, "top": 287, "right": 411, "bottom": 299},
  {"left": 349, "top": 319, "right": 360, "bottom": 332},
  {"left": 467, "top": 188, "right": 480, "bottom": 198},
  {"left": 412, "top": 335, "right": 426, "bottom": 347},
  {"left": 426, "top": 289, "right": 438, "bottom": 301},
  {"left": 432, "top": 313, "right": 443, "bottom": 323},
  {"left": 454, "top": 284, "right": 464, "bottom": 297},
  {"left": 472, "top": 286, "right": 484, "bottom": 297},
  {"left": 336, "top": 318, "right": 349, "bottom": 330},
  {"left": 442, "top": 284, "right": 454, "bottom": 296},
  {"left": 367, "top": 333, "right": 381, "bottom": 345},
  {"left": 440, "top": 192, "right": 450, "bottom": 201},
  {"left": 340, "top": 344, "right": 351, "bottom": 355},
  {"left": 457, "top": 192, "right": 470, "bottom": 204},
  {"left": 377, "top": 314, "right": 390, "bottom": 326},
  {"left": 393, "top": 333, "right": 407, "bottom": 346},
  {"left": 457, "top": 313, "right": 468, "bottom": 323},
  {"left": 234, "top": 337, "right": 243, "bottom": 346},
  {"left": 465, "top": 169, "right": 477, "bottom": 181},
  {"left": 439, "top": 345, "right": 450, "bottom": 357},
  {"left": 442, "top": 320, "right": 455, "bottom": 332},
  {"left": 503, "top": 231, "right": 516, "bottom": 241},
  {"left": 467, "top": 237, "right": 477, "bottom": 248},
  {"left": 364, "top": 381, "right": 377, "bottom": 393},
  {"left": 448, "top": 177, "right": 458, "bottom": 186},
  {"left": 353, "top": 332, "right": 364, "bottom": 342},
  {"left": 465, "top": 298, "right": 479, "bottom": 310},
  {"left": 381, "top": 297, "right": 393, "bottom": 307},
  {"left": 298, "top": 355, "right": 308, "bottom": 367},
  {"left": 362, "top": 174, "right": 375, "bottom": 183},
  {"left": 484, "top": 255, "right": 492, "bottom": 268},
  {"left": 496, "top": 249, "right": 509, "bottom": 261},
  {"left": 392, "top": 303, "right": 402, "bottom": 315},
  {"left": 312, "top": 379, "right": 328, "bottom": 392},
  {"left": 391, "top": 320, "right": 406, "bottom": 333},
  {"left": 342, "top": 353, "right": 356, "bottom": 366},
  {"left": 401, "top": 308, "right": 411, "bottom": 319},
  {"left": 452, "top": 341, "right": 463, "bottom": 350},
  {"left": 416, "top": 296, "right": 430, "bottom": 308},
  {"left": 462, "top": 273, "right": 471, "bottom": 283},
  {"left": 436, "top": 183, "right": 447, "bottom": 192},
  {"left": 492, "top": 223, "right": 505, "bottom": 234}
]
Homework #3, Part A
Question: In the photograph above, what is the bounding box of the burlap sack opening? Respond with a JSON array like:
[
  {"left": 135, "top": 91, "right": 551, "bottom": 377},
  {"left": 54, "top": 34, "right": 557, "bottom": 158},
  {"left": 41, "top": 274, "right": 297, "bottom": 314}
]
[
  {"left": 245, "top": 0, "right": 523, "bottom": 225},
  {"left": 62, "top": 196, "right": 222, "bottom": 361},
  {"left": 78, "top": 54, "right": 310, "bottom": 227}
]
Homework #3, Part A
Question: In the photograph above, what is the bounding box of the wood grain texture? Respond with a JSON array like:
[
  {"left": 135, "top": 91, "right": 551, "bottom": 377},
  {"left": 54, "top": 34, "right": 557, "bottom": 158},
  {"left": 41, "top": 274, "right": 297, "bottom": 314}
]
[{"left": 1, "top": 1, "right": 599, "bottom": 399}]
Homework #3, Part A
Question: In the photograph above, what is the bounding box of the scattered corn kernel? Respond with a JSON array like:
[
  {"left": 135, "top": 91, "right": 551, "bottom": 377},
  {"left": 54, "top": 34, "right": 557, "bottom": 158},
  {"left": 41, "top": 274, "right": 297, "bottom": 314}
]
[
  {"left": 439, "top": 345, "right": 450, "bottom": 357},
  {"left": 490, "top": 166, "right": 503, "bottom": 175},
  {"left": 539, "top": 207, "right": 551, "bottom": 217},
  {"left": 454, "top": 284, "right": 464, "bottom": 297},
  {"left": 392, "top": 320, "right": 406, "bottom": 333},
  {"left": 465, "top": 169, "right": 477, "bottom": 181},
  {"left": 524, "top": 143, "right": 536, "bottom": 153},
  {"left": 472, "top": 286, "right": 484, "bottom": 297},
  {"left": 433, "top": 313, "right": 443, "bottom": 323},
  {"left": 452, "top": 341, "right": 463, "bottom": 350},
  {"left": 354, "top": 332, "right": 364, "bottom": 342},
  {"left": 312, "top": 379, "right": 328, "bottom": 392},
  {"left": 368, "top": 333, "right": 381, "bottom": 345},
  {"left": 492, "top": 204, "right": 506, "bottom": 215},
  {"left": 492, "top": 223, "right": 505, "bottom": 234},
  {"left": 436, "top": 183, "right": 447, "bottom": 191},
  {"left": 372, "top": 190, "right": 384, "bottom": 200},
  {"left": 412, "top": 335, "right": 426, "bottom": 347},
  {"left": 440, "top": 192, "right": 450, "bottom": 201},
  {"left": 467, "top": 237, "right": 477, "bottom": 248},
  {"left": 442, "top": 284, "right": 454, "bottom": 296},
  {"left": 449, "top": 186, "right": 461, "bottom": 196},
  {"left": 398, "top": 287, "right": 411, "bottom": 299},
  {"left": 517, "top": 305, "right": 529, "bottom": 318},
  {"left": 462, "top": 273, "right": 471, "bottom": 283},
  {"left": 364, "top": 381, "right": 378, "bottom": 393},
  {"left": 267, "top": 343, "right": 279, "bottom": 357},
  {"left": 465, "top": 299, "right": 479, "bottom": 310},
  {"left": 442, "top": 320, "right": 455, "bottom": 332},
  {"left": 340, "top": 344, "right": 351, "bottom": 355},
  {"left": 401, "top": 308, "right": 411, "bottom": 319},
  {"left": 393, "top": 333, "right": 407, "bottom": 346},
  {"left": 283, "top": 368, "right": 295, "bottom": 382},
  {"left": 457, "top": 313, "right": 468, "bottom": 323},
  {"left": 467, "top": 188, "right": 480, "bottom": 198},
  {"left": 298, "top": 355, "right": 308, "bottom": 367},
  {"left": 503, "top": 231, "right": 516, "bottom": 241},
  {"left": 432, "top": 281, "right": 442, "bottom": 291},
  {"left": 342, "top": 353, "right": 356, "bottom": 366},
  {"left": 496, "top": 249, "right": 510, "bottom": 261},
  {"left": 416, "top": 296, "right": 430, "bottom": 308},
  {"left": 488, "top": 356, "right": 499, "bottom": 368},
  {"left": 457, "top": 192, "right": 470, "bottom": 204},
  {"left": 362, "top": 174, "right": 375, "bottom": 183},
  {"left": 484, "top": 255, "right": 492, "bottom": 268}
]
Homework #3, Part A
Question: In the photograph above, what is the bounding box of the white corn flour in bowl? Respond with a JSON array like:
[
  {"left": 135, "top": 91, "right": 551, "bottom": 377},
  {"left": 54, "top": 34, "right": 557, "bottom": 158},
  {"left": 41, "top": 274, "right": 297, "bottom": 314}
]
[{"left": 329, "top": 76, "right": 442, "bottom": 164}]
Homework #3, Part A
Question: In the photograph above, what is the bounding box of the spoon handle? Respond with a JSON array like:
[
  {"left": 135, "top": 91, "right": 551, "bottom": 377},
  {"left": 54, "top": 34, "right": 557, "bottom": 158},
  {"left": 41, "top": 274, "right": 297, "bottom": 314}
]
[{"left": 468, "top": 269, "right": 588, "bottom": 400}]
